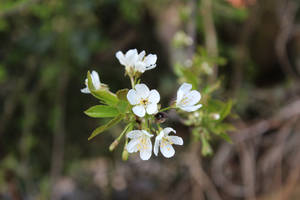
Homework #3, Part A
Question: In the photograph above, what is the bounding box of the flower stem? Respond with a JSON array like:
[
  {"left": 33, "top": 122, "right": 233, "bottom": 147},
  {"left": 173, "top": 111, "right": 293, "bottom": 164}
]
[
  {"left": 130, "top": 76, "right": 135, "bottom": 88},
  {"left": 159, "top": 106, "right": 174, "bottom": 112},
  {"left": 156, "top": 123, "right": 162, "bottom": 135},
  {"left": 109, "top": 123, "right": 132, "bottom": 151}
]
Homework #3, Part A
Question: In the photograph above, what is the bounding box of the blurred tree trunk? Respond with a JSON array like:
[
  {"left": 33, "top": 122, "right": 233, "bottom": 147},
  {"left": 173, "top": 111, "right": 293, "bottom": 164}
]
[{"left": 50, "top": 67, "right": 69, "bottom": 200}]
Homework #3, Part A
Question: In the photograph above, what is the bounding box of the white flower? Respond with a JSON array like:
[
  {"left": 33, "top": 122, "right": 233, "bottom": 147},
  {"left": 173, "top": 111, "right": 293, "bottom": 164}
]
[
  {"left": 115, "top": 49, "right": 157, "bottom": 73},
  {"left": 134, "top": 50, "right": 157, "bottom": 73},
  {"left": 126, "top": 130, "right": 153, "bottom": 160},
  {"left": 127, "top": 84, "right": 160, "bottom": 117},
  {"left": 81, "top": 70, "right": 101, "bottom": 94},
  {"left": 176, "top": 83, "right": 202, "bottom": 112},
  {"left": 154, "top": 127, "right": 183, "bottom": 158}
]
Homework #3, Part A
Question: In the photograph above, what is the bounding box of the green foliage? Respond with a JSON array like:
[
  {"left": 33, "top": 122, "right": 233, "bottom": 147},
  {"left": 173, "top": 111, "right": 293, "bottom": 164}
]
[
  {"left": 88, "top": 115, "right": 124, "bottom": 140},
  {"left": 219, "top": 99, "right": 233, "bottom": 120},
  {"left": 84, "top": 105, "right": 120, "bottom": 118},
  {"left": 119, "top": 0, "right": 143, "bottom": 23},
  {"left": 0, "top": 64, "right": 7, "bottom": 82},
  {"left": 213, "top": 0, "right": 249, "bottom": 23},
  {"left": 85, "top": 71, "right": 132, "bottom": 140}
]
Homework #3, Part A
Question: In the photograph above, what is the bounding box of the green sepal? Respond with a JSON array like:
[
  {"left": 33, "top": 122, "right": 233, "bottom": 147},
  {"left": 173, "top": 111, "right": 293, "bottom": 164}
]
[
  {"left": 88, "top": 114, "right": 123, "bottom": 140},
  {"left": 84, "top": 105, "right": 119, "bottom": 118}
]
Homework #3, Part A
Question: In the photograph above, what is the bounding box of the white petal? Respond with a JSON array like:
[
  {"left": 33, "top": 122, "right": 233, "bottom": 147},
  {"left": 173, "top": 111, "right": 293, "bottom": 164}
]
[
  {"left": 144, "top": 54, "right": 157, "bottom": 66},
  {"left": 139, "top": 138, "right": 152, "bottom": 160},
  {"left": 141, "top": 130, "right": 153, "bottom": 137},
  {"left": 138, "top": 50, "right": 145, "bottom": 61},
  {"left": 127, "top": 130, "right": 143, "bottom": 139},
  {"left": 125, "top": 49, "right": 138, "bottom": 66},
  {"left": 115, "top": 51, "right": 126, "bottom": 66},
  {"left": 145, "top": 64, "right": 156, "bottom": 70},
  {"left": 160, "top": 143, "right": 175, "bottom": 158},
  {"left": 127, "top": 89, "right": 140, "bottom": 105},
  {"left": 176, "top": 83, "right": 192, "bottom": 103},
  {"left": 125, "top": 49, "right": 138, "bottom": 57},
  {"left": 148, "top": 90, "right": 160, "bottom": 104},
  {"left": 184, "top": 90, "right": 201, "bottom": 106},
  {"left": 134, "top": 61, "right": 146, "bottom": 73},
  {"left": 132, "top": 105, "right": 146, "bottom": 117},
  {"left": 168, "top": 136, "right": 183, "bottom": 145},
  {"left": 91, "top": 71, "right": 101, "bottom": 89},
  {"left": 140, "top": 149, "right": 152, "bottom": 160},
  {"left": 146, "top": 103, "right": 158, "bottom": 115},
  {"left": 163, "top": 127, "right": 176, "bottom": 136},
  {"left": 180, "top": 104, "right": 202, "bottom": 112},
  {"left": 153, "top": 138, "right": 160, "bottom": 156},
  {"left": 156, "top": 130, "right": 164, "bottom": 141},
  {"left": 127, "top": 139, "right": 139, "bottom": 153},
  {"left": 135, "top": 84, "right": 150, "bottom": 99},
  {"left": 80, "top": 87, "right": 90, "bottom": 94}
]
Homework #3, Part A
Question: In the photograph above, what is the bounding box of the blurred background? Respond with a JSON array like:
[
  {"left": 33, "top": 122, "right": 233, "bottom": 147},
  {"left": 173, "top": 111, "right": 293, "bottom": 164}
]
[{"left": 0, "top": 0, "right": 300, "bottom": 199}]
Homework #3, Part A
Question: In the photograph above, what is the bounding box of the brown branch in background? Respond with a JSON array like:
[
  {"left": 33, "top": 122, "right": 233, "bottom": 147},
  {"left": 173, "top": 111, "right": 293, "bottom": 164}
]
[
  {"left": 50, "top": 68, "right": 70, "bottom": 200},
  {"left": 201, "top": 0, "right": 218, "bottom": 82},
  {"left": 212, "top": 98, "right": 300, "bottom": 199},
  {"left": 185, "top": 143, "right": 222, "bottom": 200},
  {"left": 258, "top": 118, "right": 296, "bottom": 200},
  {"left": 237, "top": 141, "right": 256, "bottom": 200},
  {"left": 232, "top": 98, "right": 300, "bottom": 142},
  {"left": 275, "top": 0, "right": 300, "bottom": 81}
]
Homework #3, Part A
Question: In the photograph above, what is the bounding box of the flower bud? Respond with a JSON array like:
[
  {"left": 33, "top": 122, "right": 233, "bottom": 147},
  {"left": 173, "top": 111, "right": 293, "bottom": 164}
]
[
  {"left": 109, "top": 140, "right": 119, "bottom": 151},
  {"left": 122, "top": 149, "right": 129, "bottom": 161}
]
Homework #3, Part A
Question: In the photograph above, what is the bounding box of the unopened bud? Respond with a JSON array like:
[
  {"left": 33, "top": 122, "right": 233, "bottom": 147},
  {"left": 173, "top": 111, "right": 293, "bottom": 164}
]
[
  {"left": 211, "top": 113, "right": 220, "bottom": 120},
  {"left": 122, "top": 149, "right": 129, "bottom": 161},
  {"left": 109, "top": 140, "right": 119, "bottom": 151}
]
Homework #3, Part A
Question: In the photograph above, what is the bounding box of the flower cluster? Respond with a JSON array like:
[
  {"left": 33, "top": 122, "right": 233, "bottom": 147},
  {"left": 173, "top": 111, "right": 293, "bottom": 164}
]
[{"left": 82, "top": 49, "right": 202, "bottom": 160}]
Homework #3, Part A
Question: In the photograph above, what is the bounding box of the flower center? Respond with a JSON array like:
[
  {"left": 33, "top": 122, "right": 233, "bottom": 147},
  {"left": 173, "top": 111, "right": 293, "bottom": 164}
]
[
  {"left": 137, "top": 136, "right": 149, "bottom": 151},
  {"left": 160, "top": 137, "right": 173, "bottom": 149},
  {"left": 181, "top": 96, "right": 189, "bottom": 105},
  {"left": 140, "top": 98, "right": 149, "bottom": 106}
]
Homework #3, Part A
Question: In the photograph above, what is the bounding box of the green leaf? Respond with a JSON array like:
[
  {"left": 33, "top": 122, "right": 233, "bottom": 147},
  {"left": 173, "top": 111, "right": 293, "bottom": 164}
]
[
  {"left": 219, "top": 133, "right": 232, "bottom": 144},
  {"left": 116, "top": 89, "right": 129, "bottom": 101},
  {"left": 88, "top": 115, "right": 123, "bottom": 140},
  {"left": 116, "top": 100, "right": 129, "bottom": 114},
  {"left": 181, "top": 68, "right": 199, "bottom": 89},
  {"left": 210, "top": 123, "right": 235, "bottom": 135},
  {"left": 219, "top": 100, "right": 233, "bottom": 121},
  {"left": 84, "top": 105, "right": 119, "bottom": 118},
  {"left": 87, "top": 71, "right": 119, "bottom": 106}
]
